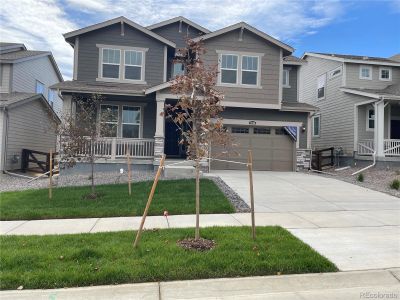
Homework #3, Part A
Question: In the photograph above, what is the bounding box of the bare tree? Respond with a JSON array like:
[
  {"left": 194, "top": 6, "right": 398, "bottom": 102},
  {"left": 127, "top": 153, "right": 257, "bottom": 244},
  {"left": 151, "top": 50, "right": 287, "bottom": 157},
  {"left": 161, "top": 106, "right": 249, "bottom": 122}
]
[
  {"left": 58, "top": 93, "right": 116, "bottom": 198},
  {"left": 166, "top": 39, "right": 233, "bottom": 241}
]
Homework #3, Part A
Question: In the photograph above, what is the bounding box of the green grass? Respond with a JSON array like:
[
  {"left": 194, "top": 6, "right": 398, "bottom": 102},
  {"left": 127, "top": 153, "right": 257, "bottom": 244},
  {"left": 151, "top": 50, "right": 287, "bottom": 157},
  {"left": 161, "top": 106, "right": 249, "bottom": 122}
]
[
  {"left": 0, "top": 179, "right": 234, "bottom": 220},
  {"left": 0, "top": 226, "right": 337, "bottom": 290}
]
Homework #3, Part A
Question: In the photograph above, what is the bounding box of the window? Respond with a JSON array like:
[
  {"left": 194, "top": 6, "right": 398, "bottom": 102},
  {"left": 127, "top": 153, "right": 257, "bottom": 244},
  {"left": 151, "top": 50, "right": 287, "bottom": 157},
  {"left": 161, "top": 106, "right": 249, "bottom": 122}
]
[
  {"left": 282, "top": 69, "right": 290, "bottom": 87},
  {"left": 124, "top": 50, "right": 143, "bottom": 80},
  {"left": 329, "top": 66, "right": 342, "bottom": 79},
  {"left": 253, "top": 127, "right": 271, "bottom": 134},
  {"left": 312, "top": 116, "right": 320, "bottom": 137},
  {"left": 48, "top": 89, "right": 55, "bottom": 107},
  {"left": 172, "top": 62, "right": 185, "bottom": 77},
  {"left": 379, "top": 67, "right": 391, "bottom": 81},
  {"left": 241, "top": 56, "right": 258, "bottom": 85},
  {"left": 220, "top": 54, "right": 238, "bottom": 84},
  {"left": 275, "top": 128, "right": 288, "bottom": 135},
  {"left": 102, "top": 48, "right": 120, "bottom": 79},
  {"left": 366, "top": 108, "right": 375, "bottom": 131},
  {"left": 317, "top": 74, "right": 326, "bottom": 100},
  {"left": 122, "top": 106, "right": 141, "bottom": 138},
  {"left": 231, "top": 127, "right": 249, "bottom": 134},
  {"left": 359, "top": 65, "right": 372, "bottom": 80},
  {"left": 100, "top": 105, "right": 119, "bottom": 137},
  {"left": 36, "top": 80, "right": 45, "bottom": 94}
]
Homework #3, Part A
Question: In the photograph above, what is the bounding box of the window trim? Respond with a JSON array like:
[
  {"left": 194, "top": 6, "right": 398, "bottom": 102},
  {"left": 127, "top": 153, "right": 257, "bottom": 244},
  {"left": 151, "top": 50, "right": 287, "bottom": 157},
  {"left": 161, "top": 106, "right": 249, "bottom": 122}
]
[
  {"left": 328, "top": 66, "right": 342, "bottom": 79},
  {"left": 96, "top": 44, "right": 148, "bottom": 84},
  {"left": 122, "top": 105, "right": 142, "bottom": 138},
  {"left": 219, "top": 53, "right": 239, "bottom": 85},
  {"left": 317, "top": 73, "right": 326, "bottom": 100},
  {"left": 241, "top": 55, "right": 260, "bottom": 87},
  {"left": 282, "top": 69, "right": 290, "bottom": 88},
  {"left": 359, "top": 65, "right": 372, "bottom": 80},
  {"left": 101, "top": 48, "right": 121, "bottom": 79},
  {"left": 217, "top": 50, "right": 263, "bottom": 89},
  {"left": 312, "top": 115, "right": 320, "bottom": 137},
  {"left": 379, "top": 67, "right": 392, "bottom": 81},
  {"left": 366, "top": 108, "right": 375, "bottom": 132},
  {"left": 123, "top": 50, "right": 145, "bottom": 82}
]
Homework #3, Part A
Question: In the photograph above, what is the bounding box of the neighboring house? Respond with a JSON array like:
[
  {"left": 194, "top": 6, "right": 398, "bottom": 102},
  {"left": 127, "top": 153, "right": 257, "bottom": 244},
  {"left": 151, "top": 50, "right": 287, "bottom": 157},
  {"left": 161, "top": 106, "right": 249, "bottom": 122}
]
[
  {"left": 0, "top": 93, "right": 60, "bottom": 172},
  {"left": 299, "top": 52, "right": 400, "bottom": 163},
  {"left": 0, "top": 42, "right": 64, "bottom": 115},
  {"left": 52, "top": 16, "right": 316, "bottom": 172}
]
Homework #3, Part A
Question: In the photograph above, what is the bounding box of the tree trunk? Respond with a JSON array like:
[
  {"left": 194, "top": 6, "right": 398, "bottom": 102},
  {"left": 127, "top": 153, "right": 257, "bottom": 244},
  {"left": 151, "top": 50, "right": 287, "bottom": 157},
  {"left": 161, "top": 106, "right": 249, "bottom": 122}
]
[{"left": 195, "top": 159, "right": 200, "bottom": 240}]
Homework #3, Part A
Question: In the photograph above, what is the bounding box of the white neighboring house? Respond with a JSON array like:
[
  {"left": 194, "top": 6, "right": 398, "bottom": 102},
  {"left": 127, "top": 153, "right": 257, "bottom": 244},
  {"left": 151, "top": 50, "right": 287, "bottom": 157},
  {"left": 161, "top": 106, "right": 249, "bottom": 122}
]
[{"left": 0, "top": 42, "right": 64, "bottom": 115}]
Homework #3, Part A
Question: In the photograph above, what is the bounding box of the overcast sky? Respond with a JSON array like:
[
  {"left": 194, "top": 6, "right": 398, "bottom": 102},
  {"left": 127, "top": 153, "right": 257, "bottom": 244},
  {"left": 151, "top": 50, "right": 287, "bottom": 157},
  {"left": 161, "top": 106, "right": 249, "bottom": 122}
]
[{"left": 1, "top": 0, "right": 399, "bottom": 80}]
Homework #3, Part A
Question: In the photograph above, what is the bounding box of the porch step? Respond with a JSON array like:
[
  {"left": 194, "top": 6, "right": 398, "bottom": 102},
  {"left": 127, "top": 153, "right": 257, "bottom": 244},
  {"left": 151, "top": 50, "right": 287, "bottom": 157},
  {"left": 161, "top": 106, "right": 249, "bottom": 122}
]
[{"left": 164, "top": 165, "right": 196, "bottom": 178}]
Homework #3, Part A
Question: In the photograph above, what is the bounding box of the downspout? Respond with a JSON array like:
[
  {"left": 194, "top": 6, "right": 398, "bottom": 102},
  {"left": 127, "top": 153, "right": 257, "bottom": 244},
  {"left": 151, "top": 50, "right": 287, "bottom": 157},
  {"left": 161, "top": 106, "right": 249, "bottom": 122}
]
[{"left": 1, "top": 106, "right": 9, "bottom": 173}]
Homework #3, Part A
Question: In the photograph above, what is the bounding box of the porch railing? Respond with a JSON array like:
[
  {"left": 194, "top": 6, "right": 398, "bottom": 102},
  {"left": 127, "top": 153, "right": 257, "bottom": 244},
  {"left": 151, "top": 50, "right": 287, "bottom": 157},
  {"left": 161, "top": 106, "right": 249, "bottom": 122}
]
[
  {"left": 357, "top": 139, "right": 375, "bottom": 156},
  {"left": 384, "top": 139, "right": 400, "bottom": 156},
  {"left": 79, "top": 138, "right": 155, "bottom": 159}
]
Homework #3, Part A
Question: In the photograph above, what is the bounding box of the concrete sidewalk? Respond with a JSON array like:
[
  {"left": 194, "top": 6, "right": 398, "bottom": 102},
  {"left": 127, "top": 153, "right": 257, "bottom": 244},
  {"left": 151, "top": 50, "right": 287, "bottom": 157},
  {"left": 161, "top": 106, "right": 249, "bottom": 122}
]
[{"left": 2, "top": 269, "right": 399, "bottom": 300}]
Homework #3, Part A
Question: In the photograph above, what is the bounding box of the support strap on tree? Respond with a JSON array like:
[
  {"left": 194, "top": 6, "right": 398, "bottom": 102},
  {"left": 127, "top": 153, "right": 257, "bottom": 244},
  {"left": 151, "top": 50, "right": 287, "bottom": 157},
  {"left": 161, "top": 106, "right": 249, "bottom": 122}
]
[{"left": 133, "top": 154, "right": 166, "bottom": 248}]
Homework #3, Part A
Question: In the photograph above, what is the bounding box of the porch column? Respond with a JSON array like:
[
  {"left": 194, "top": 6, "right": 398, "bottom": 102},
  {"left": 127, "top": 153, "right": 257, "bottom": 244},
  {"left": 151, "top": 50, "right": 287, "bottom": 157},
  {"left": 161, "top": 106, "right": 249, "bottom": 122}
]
[
  {"left": 154, "top": 94, "right": 166, "bottom": 165},
  {"left": 374, "top": 100, "right": 385, "bottom": 158}
]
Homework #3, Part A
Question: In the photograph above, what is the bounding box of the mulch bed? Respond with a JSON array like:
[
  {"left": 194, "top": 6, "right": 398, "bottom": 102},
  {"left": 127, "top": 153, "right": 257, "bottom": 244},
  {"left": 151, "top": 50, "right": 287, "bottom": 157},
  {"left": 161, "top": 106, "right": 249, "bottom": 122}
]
[{"left": 177, "top": 238, "right": 216, "bottom": 251}]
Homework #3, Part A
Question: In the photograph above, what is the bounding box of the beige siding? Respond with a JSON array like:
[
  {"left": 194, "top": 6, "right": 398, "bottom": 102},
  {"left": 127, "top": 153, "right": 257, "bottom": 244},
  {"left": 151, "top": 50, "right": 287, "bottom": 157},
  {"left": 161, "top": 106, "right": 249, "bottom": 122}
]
[
  {"left": 0, "top": 63, "right": 11, "bottom": 93},
  {"left": 345, "top": 63, "right": 400, "bottom": 89},
  {"left": 357, "top": 105, "right": 374, "bottom": 141},
  {"left": 202, "top": 29, "right": 281, "bottom": 106},
  {"left": 12, "top": 56, "right": 63, "bottom": 116},
  {"left": 5, "top": 100, "right": 57, "bottom": 170}
]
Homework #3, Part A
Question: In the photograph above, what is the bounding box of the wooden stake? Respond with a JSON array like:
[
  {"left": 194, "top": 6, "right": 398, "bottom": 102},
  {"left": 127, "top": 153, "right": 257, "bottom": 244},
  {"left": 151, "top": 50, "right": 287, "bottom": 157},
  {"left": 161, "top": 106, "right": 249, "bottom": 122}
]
[
  {"left": 126, "top": 147, "right": 132, "bottom": 195},
  {"left": 49, "top": 149, "right": 53, "bottom": 200},
  {"left": 133, "top": 154, "right": 166, "bottom": 248},
  {"left": 248, "top": 150, "right": 256, "bottom": 240}
]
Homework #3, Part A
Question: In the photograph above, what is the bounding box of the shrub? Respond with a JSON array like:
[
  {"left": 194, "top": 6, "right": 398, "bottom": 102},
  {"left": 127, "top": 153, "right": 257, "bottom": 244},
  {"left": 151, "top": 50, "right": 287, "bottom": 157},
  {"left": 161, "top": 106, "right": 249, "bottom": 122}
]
[
  {"left": 390, "top": 179, "right": 400, "bottom": 190},
  {"left": 356, "top": 173, "right": 364, "bottom": 182}
]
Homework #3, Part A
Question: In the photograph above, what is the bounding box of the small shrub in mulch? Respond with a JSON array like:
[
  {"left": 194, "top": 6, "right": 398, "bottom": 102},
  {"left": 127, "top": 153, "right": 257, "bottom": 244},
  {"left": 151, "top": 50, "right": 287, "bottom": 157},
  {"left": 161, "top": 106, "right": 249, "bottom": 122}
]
[
  {"left": 82, "top": 192, "right": 105, "bottom": 200},
  {"left": 177, "top": 238, "right": 216, "bottom": 251},
  {"left": 356, "top": 173, "right": 364, "bottom": 182},
  {"left": 390, "top": 179, "right": 400, "bottom": 190}
]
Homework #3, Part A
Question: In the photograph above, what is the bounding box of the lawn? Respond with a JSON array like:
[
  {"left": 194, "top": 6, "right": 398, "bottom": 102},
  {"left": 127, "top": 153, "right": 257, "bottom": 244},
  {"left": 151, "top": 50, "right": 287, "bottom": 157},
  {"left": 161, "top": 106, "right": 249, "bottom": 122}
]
[
  {"left": 0, "top": 226, "right": 337, "bottom": 290},
  {"left": 0, "top": 179, "right": 234, "bottom": 220}
]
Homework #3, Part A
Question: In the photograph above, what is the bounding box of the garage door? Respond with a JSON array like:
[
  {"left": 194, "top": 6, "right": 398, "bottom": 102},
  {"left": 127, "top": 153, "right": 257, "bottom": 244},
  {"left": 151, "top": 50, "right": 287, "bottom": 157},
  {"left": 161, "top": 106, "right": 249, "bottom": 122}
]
[{"left": 211, "top": 126, "right": 295, "bottom": 171}]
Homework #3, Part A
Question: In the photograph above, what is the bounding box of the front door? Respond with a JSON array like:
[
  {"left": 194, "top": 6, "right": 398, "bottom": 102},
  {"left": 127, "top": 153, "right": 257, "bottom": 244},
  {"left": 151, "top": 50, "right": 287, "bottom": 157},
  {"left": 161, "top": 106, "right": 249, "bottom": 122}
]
[
  {"left": 164, "top": 119, "right": 186, "bottom": 158},
  {"left": 391, "top": 120, "right": 400, "bottom": 139}
]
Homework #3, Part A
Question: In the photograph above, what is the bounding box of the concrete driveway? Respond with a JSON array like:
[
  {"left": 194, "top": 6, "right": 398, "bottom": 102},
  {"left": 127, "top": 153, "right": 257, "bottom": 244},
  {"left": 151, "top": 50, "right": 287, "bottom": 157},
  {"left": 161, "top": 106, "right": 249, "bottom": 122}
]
[{"left": 213, "top": 171, "right": 400, "bottom": 271}]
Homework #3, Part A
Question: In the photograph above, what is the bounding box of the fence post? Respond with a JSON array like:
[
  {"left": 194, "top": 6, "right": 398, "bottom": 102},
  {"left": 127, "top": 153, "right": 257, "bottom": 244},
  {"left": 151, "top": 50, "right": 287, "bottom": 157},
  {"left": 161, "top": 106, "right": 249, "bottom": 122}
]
[
  {"left": 111, "top": 138, "right": 117, "bottom": 160},
  {"left": 49, "top": 149, "right": 53, "bottom": 200},
  {"left": 248, "top": 150, "right": 256, "bottom": 240}
]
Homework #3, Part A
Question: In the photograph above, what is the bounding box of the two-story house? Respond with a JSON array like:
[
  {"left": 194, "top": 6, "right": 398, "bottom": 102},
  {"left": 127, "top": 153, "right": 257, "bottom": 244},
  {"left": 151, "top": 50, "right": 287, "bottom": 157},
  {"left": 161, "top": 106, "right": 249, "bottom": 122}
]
[
  {"left": 0, "top": 42, "right": 63, "bottom": 172},
  {"left": 299, "top": 52, "right": 400, "bottom": 163},
  {"left": 52, "top": 16, "right": 316, "bottom": 172}
]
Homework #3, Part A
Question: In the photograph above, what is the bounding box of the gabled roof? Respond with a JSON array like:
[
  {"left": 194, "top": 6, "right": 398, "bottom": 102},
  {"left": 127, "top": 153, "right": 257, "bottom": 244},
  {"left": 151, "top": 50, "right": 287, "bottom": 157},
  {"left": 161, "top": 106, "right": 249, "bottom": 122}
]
[
  {"left": 63, "top": 16, "right": 176, "bottom": 48},
  {"left": 0, "top": 92, "right": 61, "bottom": 123},
  {"left": 145, "top": 81, "right": 173, "bottom": 95},
  {"left": 147, "top": 16, "right": 211, "bottom": 34},
  {"left": 340, "top": 84, "right": 400, "bottom": 100},
  {"left": 302, "top": 52, "right": 400, "bottom": 67},
  {"left": 0, "top": 42, "right": 26, "bottom": 52},
  {"left": 283, "top": 55, "right": 305, "bottom": 65},
  {"left": 192, "top": 22, "right": 293, "bottom": 53}
]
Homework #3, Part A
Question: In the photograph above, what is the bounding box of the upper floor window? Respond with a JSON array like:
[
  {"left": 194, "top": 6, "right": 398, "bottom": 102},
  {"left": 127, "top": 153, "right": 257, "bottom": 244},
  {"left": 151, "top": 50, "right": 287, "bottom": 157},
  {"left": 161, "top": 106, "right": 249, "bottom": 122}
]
[
  {"left": 102, "top": 48, "right": 120, "bottom": 79},
  {"left": 241, "top": 56, "right": 259, "bottom": 85},
  {"left": 124, "top": 50, "right": 143, "bottom": 80},
  {"left": 220, "top": 54, "right": 238, "bottom": 84},
  {"left": 328, "top": 66, "right": 342, "bottom": 79},
  {"left": 48, "top": 89, "right": 55, "bottom": 107},
  {"left": 366, "top": 108, "right": 374, "bottom": 131},
  {"left": 317, "top": 74, "right": 326, "bottom": 100},
  {"left": 359, "top": 65, "right": 372, "bottom": 80},
  {"left": 36, "top": 80, "right": 45, "bottom": 95},
  {"left": 172, "top": 62, "right": 185, "bottom": 77},
  {"left": 312, "top": 115, "right": 320, "bottom": 137},
  {"left": 282, "top": 69, "right": 290, "bottom": 87},
  {"left": 379, "top": 67, "right": 391, "bottom": 81}
]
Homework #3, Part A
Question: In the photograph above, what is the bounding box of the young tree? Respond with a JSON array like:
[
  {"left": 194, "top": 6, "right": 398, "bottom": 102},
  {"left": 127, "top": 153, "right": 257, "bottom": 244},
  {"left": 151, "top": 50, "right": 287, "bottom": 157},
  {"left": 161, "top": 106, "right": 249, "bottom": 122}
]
[
  {"left": 58, "top": 93, "right": 116, "bottom": 198},
  {"left": 166, "top": 39, "right": 233, "bottom": 241}
]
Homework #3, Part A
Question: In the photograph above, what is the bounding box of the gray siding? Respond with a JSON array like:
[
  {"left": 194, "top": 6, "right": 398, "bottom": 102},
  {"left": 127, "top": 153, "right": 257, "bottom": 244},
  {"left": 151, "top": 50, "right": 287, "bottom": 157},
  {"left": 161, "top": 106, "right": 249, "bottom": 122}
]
[
  {"left": 345, "top": 63, "right": 400, "bottom": 89},
  {"left": 77, "top": 23, "right": 165, "bottom": 87},
  {"left": 151, "top": 22, "right": 204, "bottom": 49},
  {"left": 5, "top": 100, "right": 58, "bottom": 170},
  {"left": 202, "top": 29, "right": 281, "bottom": 106},
  {"left": 282, "top": 65, "right": 298, "bottom": 103},
  {"left": 0, "top": 63, "right": 12, "bottom": 93},
  {"left": 0, "top": 110, "right": 4, "bottom": 170},
  {"left": 357, "top": 105, "right": 374, "bottom": 141},
  {"left": 12, "top": 56, "right": 63, "bottom": 115},
  {"left": 221, "top": 107, "right": 309, "bottom": 148}
]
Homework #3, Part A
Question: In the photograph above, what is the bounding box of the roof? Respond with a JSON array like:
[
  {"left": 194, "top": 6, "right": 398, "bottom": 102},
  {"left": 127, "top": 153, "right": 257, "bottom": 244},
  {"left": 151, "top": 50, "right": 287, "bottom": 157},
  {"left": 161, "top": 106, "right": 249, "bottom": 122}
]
[
  {"left": 0, "top": 92, "right": 61, "bottom": 123},
  {"left": 340, "top": 84, "right": 400, "bottom": 100},
  {"left": 147, "top": 16, "right": 211, "bottom": 34},
  {"left": 51, "top": 80, "right": 146, "bottom": 96},
  {"left": 145, "top": 81, "right": 173, "bottom": 94},
  {"left": 302, "top": 52, "right": 400, "bottom": 67},
  {"left": 280, "top": 102, "right": 318, "bottom": 112},
  {"left": 192, "top": 22, "right": 293, "bottom": 53},
  {"left": 0, "top": 50, "right": 49, "bottom": 61},
  {"left": 0, "top": 42, "right": 26, "bottom": 51},
  {"left": 283, "top": 55, "right": 305, "bottom": 65},
  {"left": 63, "top": 16, "right": 176, "bottom": 48}
]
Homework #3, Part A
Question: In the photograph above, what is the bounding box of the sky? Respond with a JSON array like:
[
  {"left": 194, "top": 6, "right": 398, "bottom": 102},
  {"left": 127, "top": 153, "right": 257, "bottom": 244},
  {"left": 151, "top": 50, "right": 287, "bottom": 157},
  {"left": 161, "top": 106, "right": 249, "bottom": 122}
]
[{"left": 0, "top": 0, "right": 399, "bottom": 80}]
